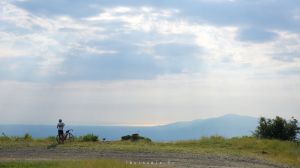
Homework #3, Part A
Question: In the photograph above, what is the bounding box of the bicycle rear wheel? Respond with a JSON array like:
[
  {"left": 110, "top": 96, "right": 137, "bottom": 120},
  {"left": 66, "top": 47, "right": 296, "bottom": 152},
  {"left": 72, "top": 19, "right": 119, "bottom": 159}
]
[{"left": 56, "top": 135, "right": 61, "bottom": 144}]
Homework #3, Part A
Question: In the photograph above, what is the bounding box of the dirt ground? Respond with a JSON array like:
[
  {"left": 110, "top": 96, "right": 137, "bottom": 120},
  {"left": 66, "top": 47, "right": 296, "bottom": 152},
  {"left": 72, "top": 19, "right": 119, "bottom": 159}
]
[{"left": 0, "top": 146, "right": 291, "bottom": 168}]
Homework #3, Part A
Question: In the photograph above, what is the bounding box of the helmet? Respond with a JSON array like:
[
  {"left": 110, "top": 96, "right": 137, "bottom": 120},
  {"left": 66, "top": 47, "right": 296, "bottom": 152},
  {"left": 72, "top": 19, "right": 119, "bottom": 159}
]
[{"left": 59, "top": 119, "right": 62, "bottom": 122}]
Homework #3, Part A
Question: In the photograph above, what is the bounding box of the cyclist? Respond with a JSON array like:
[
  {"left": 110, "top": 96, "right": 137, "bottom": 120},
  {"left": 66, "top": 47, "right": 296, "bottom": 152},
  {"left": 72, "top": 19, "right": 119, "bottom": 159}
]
[{"left": 57, "top": 119, "right": 65, "bottom": 142}]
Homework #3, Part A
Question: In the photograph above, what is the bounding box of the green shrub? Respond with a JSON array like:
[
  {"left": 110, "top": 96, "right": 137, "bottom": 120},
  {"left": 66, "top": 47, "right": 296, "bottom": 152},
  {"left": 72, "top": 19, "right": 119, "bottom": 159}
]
[
  {"left": 121, "top": 134, "right": 151, "bottom": 142},
  {"left": 121, "top": 135, "right": 131, "bottom": 141},
  {"left": 80, "top": 134, "right": 98, "bottom": 142},
  {"left": 131, "top": 134, "right": 139, "bottom": 141},
  {"left": 0, "top": 132, "right": 10, "bottom": 141},
  {"left": 143, "top": 137, "right": 152, "bottom": 143},
  {"left": 254, "top": 116, "right": 300, "bottom": 141},
  {"left": 24, "top": 133, "right": 33, "bottom": 141},
  {"left": 47, "top": 136, "right": 56, "bottom": 141}
]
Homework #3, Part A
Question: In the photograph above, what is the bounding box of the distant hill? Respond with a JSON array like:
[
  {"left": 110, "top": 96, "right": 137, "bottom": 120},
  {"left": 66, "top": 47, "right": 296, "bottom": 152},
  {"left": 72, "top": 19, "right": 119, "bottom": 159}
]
[{"left": 0, "top": 114, "right": 258, "bottom": 141}]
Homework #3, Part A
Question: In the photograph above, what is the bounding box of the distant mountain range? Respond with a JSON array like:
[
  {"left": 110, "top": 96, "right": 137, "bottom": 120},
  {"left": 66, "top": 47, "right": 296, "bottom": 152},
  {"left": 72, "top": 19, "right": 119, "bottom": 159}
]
[{"left": 0, "top": 114, "right": 258, "bottom": 141}]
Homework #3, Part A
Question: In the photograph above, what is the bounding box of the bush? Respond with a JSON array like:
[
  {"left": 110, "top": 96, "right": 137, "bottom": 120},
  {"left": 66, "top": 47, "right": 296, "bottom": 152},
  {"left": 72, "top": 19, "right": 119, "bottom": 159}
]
[
  {"left": 47, "top": 136, "right": 56, "bottom": 141},
  {"left": 0, "top": 133, "right": 36, "bottom": 141},
  {"left": 23, "top": 133, "right": 33, "bottom": 141},
  {"left": 121, "top": 135, "right": 131, "bottom": 141},
  {"left": 80, "top": 134, "right": 98, "bottom": 142},
  {"left": 254, "top": 116, "right": 300, "bottom": 141},
  {"left": 131, "top": 134, "right": 140, "bottom": 141},
  {"left": 121, "top": 134, "right": 151, "bottom": 142},
  {"left": 0, "top": 132, "right": 10, "bottom": 141}
]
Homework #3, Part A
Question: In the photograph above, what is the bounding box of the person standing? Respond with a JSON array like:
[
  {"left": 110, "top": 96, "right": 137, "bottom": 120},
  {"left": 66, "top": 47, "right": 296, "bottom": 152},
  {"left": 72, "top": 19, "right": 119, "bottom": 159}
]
[{"left": 57, "top": 119, "right": 65, "bottom": 142}]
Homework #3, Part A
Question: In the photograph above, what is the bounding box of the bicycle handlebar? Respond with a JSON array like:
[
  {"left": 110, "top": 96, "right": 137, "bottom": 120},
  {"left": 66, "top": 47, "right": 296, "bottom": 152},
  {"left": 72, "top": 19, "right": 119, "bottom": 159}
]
[{"left": 66, "top": 129, "right": 73, "bottom": 133}]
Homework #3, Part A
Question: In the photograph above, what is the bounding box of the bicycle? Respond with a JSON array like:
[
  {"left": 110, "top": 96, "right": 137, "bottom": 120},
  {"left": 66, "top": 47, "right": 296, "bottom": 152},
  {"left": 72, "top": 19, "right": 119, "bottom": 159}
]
[{"left": 56, "top": 129, "right": 74, "bottom": 144}]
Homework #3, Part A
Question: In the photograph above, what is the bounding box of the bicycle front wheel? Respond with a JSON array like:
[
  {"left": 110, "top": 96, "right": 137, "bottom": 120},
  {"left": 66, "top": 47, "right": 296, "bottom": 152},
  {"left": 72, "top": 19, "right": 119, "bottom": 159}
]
[{"left": 68, "top": 133, "right": 75, "bottom": 142}]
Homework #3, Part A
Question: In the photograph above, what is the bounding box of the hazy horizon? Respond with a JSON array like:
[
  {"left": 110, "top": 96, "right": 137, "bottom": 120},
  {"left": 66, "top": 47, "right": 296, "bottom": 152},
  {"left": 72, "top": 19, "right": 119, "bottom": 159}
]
[
  {"left": 0, "top": 113, "right": 259, "bottom": 126},
  {"left": 0, "top": 114, "right": 259, "bottom": 141},
  {"left": 1, "top": 0, "right": 300, "bottom": 125}
]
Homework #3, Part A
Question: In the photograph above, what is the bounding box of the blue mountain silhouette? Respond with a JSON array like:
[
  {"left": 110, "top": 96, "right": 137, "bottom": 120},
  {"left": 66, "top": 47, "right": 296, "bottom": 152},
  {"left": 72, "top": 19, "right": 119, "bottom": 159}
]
[{"left": 0, "top": 114, "right": 258, "bottom": 141}]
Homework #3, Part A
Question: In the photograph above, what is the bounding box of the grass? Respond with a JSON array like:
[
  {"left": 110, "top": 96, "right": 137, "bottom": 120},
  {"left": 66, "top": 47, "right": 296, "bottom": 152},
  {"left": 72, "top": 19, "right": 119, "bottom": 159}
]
[
  {"left": 0, "top": 160, "right": 149, "bottom": 168},
  {"left": 1, "top": 136, "right": 300, "bottom": 167}
]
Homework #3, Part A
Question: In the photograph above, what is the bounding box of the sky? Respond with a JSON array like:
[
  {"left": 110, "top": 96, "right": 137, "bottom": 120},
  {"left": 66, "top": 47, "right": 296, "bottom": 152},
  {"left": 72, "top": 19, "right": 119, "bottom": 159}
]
[{"left": 0, "top": 0, "right": 300, "bottom": 126}]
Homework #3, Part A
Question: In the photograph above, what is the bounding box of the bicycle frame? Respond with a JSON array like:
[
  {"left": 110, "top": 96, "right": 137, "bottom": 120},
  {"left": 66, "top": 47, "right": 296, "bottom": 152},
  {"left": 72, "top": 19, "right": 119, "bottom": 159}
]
[{"left": 57, "top": 129, "right": 74, "bottom": 144}]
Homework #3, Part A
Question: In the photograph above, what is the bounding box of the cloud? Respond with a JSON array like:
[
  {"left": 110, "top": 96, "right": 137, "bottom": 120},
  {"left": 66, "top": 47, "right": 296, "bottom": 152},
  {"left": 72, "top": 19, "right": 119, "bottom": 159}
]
[
  {"left": 1, "top": 0, "right": 300, "bottom": 125},
  {"left": 1, "top": 1, "right": 300, "bottom": 81},
  {"left": 59, "top": 49, "right": 162, "bottom": 81},
  {"left": 278, "top": 67, "right": 300, "bottom": 76},
  {"left": 272, "top": 52, "right": 300, "bottom": 62},
  {"left": 1, "top": 74, "right": 300, "bottom": 125},
  {"left": 12, "top": 0, "right": 300, "bottom": 33},
  {"left": 0, "top": 3, "right": 205, "bottom": 81},
  {"left": 152, "top": 43, "right": 202, "bottom": 73},
  {"left": 0, "top": 0, "right": 53, "bottom": 30},
  {"left": 0, "top": 57, "right": 38, "bottom": 81},
  {"left": 236, "top": 27, "right": 277, "bottom": 43}
]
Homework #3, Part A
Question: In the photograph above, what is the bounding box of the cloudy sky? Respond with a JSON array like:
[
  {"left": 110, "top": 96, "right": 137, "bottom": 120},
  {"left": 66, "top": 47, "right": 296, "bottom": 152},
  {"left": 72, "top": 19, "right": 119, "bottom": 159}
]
[{"left": 0, "top": 0, "right": 300, "bottom": 126}]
